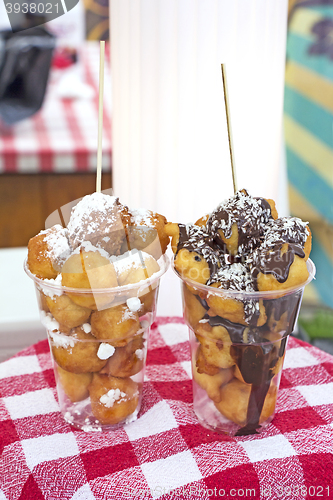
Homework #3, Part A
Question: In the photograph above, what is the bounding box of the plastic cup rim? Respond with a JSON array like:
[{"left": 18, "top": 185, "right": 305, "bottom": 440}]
[
  {"left": 24, "top": 253, "right": 170, "bottom": 295},
  {"left": 171, "top": 256, "right": 316, "bottom": 300}
]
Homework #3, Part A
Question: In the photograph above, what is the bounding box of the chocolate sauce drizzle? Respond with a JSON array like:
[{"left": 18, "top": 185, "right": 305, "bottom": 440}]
[
  {"left": 176, "top": 224, "right": 221, "bottom": 276},
  {"left": 248, "top": 216, "right": 309, "bottom": 285},
  {"left": 206, "top": 190, "right": 273, "bottom": 256},
  {"left": 207, "top": 315, "right": 286, "bottom": 435},
  {"left": 251, "top": 242, "right": 305, "bottom": 285}
]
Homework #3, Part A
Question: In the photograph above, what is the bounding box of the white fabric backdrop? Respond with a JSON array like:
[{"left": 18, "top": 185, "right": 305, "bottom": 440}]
[{"left": 110, "top": 0, "right": 289, "bottom": 224}]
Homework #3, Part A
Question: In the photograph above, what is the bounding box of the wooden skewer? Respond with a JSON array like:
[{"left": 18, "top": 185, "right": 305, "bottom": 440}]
[
  {"left": 221, "top": 63, "right": 237, "bottom": 195},
  {"left": 96, "top": 41, "right": 105, "bottom": 193}
]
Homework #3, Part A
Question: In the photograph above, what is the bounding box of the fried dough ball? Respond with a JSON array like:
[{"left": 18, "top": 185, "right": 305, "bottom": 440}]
[
  {"left": 46, "top": 294, "right": 91, "bottom": 329},
  {"left": 89, "top": 374, "right": 140, "bottom": 425},
  {"left": 195, "top": 323, "right": 235, "bottom": 369},
  {"left": 100, "top": 334, "right": 145, "bottom": 378},
  {"left": 234, "top": 365, "right": 249, "bottom": 385},
  {"left": 195, "top": 345, "right": 221, "bottom": 376},
  {"left": 182, "top": 285, "right": 208, "bottom": 329},
  {"left": 165, "top": 222, "right": 181, "bottom": 254},
  {"left": 264, "top": 217, "right": 311, "bottom": 260},
  {"left": 125, "top": 209, "right": 170, "bottom": 259},
  {"left": 124, "top": 289, "right": 157, "bottom": 316},
  {"left": 207, "top": 289, "right": 266, "bottom": 327},
  {"left": 38, "top": 291, "right": 50, "bottom": 313},
  {"left": 267, "top": 309, "right": 289, "bottom": 334},
  {"left": 168, "top": 223, "right": 221, "bottom": 287},
  {"left": 252, "top": 217, "right": 311, "bottom": 292},
  {"left": 192, "top": 353, "right": 233, "bottom": 403},
  {"left": 175, "top": 249, "right": 211, "bottom": 285},
  {"left": 51, "top": 326, "right": 108, "bottom": 373},
  {"left": 215, "top": 378, "right": 277, "bottom": 426},
  {"left": 256, "top": 248, "right": 309, "bottom": 292},
  {"left": 56, "top": 365, "right": 92, "bottom": 402},
  {"left": 206, "top": 190, "right": 276, "bottom": 256},
  {"left": 28, "top": 225, "right": 71, "bottom": 279},
  {"left": 206, "top": 262, "right": 267, "bottom": 326},
  {"left": 138, "top": 289, "right": 157, "bottom": 315},
  {"left": 194, "top": 214, "right": 209, "bottom": 227},
  {"left": 215, "top": 379, "right": 250, "bottom": 425},
  {"left": 90, "top": 304, "right": 140, "bottom": 346},
  {"left": 115, "top": 251, "right": 160, "bottom": 288},
  {"left": 67, "top": 192, "right": 131, "bottom": 256},
  {"left": 61, "top": 249, "right": 118, "bottom": 309}
]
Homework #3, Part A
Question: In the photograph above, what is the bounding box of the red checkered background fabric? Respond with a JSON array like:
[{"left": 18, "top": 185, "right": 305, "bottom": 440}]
[
  {"left": 0, "top": 43, "right": 112, "bottom": 174},
  {"left": 0, "top": 317, "right": 333, "bottom": 500}
]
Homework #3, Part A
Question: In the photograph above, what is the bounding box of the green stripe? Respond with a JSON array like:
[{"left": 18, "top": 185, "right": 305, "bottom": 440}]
[
  {"left": 284, "top": 87, "right": 333, "bottom": 149},
  {"left": 286, "top": 32, "right": 333, "bottom": 81},
  {"left": 307, "top": 6, "right": 333, "bottom": 17},
  {"left": 309, "top": 233, "right": 333, "bottom": 308},
  {"left": 286, "top": 147, "right": 333, "bottom": 224}
]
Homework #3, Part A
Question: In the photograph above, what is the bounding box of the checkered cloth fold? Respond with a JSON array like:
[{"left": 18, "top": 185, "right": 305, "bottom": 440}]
[{"left": 1, "top": 317, "right": 333, "bottom": 500}]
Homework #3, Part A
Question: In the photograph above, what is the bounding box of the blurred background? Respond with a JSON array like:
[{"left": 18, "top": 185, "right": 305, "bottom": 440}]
[{"left": 0, "top": 0, "right": 332, "bottom": 359}]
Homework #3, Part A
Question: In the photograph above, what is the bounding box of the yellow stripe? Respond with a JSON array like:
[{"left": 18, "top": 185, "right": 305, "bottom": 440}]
[
  {"left": 312, "top": 223, "right": 333, "bottom": 264},
  {"left": 285, "top": 61, "right": 333, "bottom": 114},
  {"left": 288, "top": 185, "right": 333, "bottom": 262},
  {"left": 303, "top": 283, "right": 321, "bottom": 304},
  {"left": 284, "top": 115, "right": 333, "bottom": 187},
  {"left": 289, "top": 8, "right": 323, "bottom": 37},
  {"left": 288, "top": 184, "right": 323, "bottom": 223}
]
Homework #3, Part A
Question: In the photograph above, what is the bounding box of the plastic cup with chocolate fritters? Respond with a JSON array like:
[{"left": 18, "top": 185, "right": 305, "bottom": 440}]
[
  {"left": 168, "top": 189, "right": 315, "bottom": 436},
  {"left": 25, "top": 192, "right": 170, "bottom": 431}
]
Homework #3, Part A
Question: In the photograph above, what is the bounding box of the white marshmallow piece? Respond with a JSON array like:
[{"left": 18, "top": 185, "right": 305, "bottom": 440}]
[
  {"left": 126, "top": 297, "right": 142, "bottom": 312},
  {"left": 97, "top": 343, "right": 115, "bottom": 360}
]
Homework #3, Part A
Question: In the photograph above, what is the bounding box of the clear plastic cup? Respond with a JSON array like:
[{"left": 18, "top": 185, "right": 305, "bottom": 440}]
[
  {"left": 173, "top": 258, "right": 315, "bottom": 436},
  {"left": 24, "top": 254, "right": 169, "bottom": 432}
]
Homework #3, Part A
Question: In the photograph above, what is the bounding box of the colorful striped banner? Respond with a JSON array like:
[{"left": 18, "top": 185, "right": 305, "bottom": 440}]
[{"left": 284, "top": 3, "right": 333, "bottom": 309}]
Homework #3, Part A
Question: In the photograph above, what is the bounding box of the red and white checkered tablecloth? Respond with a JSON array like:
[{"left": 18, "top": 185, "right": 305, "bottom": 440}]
[
  {"left": 1, "top": 317, "right": 333, "bottom": 500},
  {"left": 0, "top": 42, "right": 112, "bottom": 174}
]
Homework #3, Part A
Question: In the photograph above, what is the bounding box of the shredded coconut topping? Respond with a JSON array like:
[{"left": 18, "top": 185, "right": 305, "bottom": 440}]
[
  {"left": 208, "top": 263, "right": 259, "bottom": 323},
  {"left": 262, "top": 217, "right": 309, "bottom": 250},
  {"left": 206, "top": 190, "right": 273, "bottom": 255}
]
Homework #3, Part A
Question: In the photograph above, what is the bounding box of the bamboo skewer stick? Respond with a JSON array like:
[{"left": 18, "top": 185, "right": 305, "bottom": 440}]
[
  {"left": 96, "top": 41, "right": 105, "bottom": 193},
  {"left": 221, "top": 64, "right": 238, "bottom": 195}
]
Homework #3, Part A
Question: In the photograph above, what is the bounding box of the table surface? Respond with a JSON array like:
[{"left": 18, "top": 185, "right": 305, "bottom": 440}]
[
  {"left": 1, "top": 317, "right": 333, "bottom": 500},
  {"left": 0, "top": 42, "right": 112, "bottom": 174}
]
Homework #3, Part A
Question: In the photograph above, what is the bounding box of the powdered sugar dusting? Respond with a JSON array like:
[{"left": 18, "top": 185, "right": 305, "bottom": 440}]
[
  {"left": 131, "top": 208, "right": 153, "bottom": 226},
  {"left": 40, "top": 311, "right": 60, "bottom": 332},
  {"left": 50, "top": 331, "right": 76, "bottom": 349},
  {"left": 73, "top": 240, "right": 111, "bottom": 260},
  {"left": 67, "top": 193, "right": 127, "bottom": 253},
  {"left": 42, "top": 225, "right": 71, "bottom": 267},
  {"left": 41, "top": 274, "right": 63, "bottom": 298},
  {"left": 100, "top": 388, "right": 126, "bottom": 408}
]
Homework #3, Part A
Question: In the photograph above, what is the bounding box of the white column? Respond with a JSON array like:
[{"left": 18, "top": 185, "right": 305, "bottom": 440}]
[{"left": 110, "top": 0, "right": 288, "bottom": 224}]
